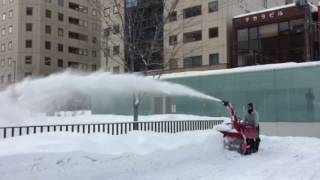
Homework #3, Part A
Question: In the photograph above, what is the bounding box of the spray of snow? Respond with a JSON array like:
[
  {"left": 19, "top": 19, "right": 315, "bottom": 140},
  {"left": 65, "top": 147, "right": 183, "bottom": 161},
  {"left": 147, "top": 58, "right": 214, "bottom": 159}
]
[{"left": 0, "top": 70, "right": 221, "bottom": 125}]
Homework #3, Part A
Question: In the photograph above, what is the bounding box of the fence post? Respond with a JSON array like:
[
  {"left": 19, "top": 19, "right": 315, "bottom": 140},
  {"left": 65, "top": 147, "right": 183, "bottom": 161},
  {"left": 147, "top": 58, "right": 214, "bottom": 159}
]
[
  {"left": 19, "top": 127, "right": 22, "bottom": 136},
  {"left": 11, "top": 127, "right": 14, "bottom": 137},
  {"left": 112, "top": 124, "right": 114, "bottom": 135},
  {"left": 3, "top": 128, "right": 6, "bottom": 138},
  {"left": 33, "top": 126, "right": 37, "bottom": 134},
  {"left": 103, "top": 124, "right": 105, "bottom": 133},
  {"left": 40, "top": 126, "right": 43, "bottom": 133},
  {"left": 47, "top": 126, "right": 50, "bottom": 133}
]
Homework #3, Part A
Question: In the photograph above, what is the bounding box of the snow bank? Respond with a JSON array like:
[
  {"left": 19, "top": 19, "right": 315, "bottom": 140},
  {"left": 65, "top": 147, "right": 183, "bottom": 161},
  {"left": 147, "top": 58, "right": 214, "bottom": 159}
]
[
  {"left": 0, "top": 114, "right": 229, "bottom": 126},
  {"left": 0, "top": 130, "right": 320, "bottom": 180}
]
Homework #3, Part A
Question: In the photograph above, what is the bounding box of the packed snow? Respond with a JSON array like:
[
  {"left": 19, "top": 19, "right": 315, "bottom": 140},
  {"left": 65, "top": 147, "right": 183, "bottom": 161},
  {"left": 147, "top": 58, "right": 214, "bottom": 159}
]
[{"left": 0, "top": 130, "right": 319, "bottom": 180}]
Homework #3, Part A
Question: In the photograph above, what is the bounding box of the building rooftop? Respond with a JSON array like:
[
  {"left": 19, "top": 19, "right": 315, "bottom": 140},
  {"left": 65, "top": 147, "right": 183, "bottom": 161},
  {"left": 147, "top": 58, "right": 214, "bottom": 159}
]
[
  {"left": 161, "top": 61, "right": 320, "bottom": 79},
  {"left": 234, "top": 2, "right": 318, "bottom": 19}
]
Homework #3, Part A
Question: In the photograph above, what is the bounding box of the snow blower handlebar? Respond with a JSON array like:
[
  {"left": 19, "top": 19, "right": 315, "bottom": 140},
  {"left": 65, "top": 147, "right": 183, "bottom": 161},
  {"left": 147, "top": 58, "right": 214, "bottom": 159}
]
[{"left": 221, "top": 100, "right": 241, "bottom": 131}]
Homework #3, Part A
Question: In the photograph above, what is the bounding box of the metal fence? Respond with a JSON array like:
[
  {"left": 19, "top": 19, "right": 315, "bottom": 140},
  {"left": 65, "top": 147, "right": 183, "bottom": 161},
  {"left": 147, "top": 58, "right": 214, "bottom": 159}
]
[{"left": 0, "top": 120, "right": 224, "bottom": 139}]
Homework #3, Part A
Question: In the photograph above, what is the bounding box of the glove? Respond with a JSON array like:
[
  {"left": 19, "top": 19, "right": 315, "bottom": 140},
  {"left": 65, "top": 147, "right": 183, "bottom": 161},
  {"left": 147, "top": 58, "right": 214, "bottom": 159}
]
[{"left": 222, "top": 100, "right": 229, "bottom": 106}]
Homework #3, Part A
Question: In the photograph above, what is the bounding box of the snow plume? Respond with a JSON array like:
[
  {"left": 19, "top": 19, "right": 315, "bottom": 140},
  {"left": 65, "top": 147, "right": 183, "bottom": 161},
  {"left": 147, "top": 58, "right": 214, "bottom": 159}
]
[{"left": 0, "top": 70, "right": 220, "bottom": 125}]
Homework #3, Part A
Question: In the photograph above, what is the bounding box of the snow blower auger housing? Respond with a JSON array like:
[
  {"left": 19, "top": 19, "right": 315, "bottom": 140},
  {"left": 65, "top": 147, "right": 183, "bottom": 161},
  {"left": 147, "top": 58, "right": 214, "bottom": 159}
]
[{"left": 218, "top": 101, "right": 258, "bottom": 155}]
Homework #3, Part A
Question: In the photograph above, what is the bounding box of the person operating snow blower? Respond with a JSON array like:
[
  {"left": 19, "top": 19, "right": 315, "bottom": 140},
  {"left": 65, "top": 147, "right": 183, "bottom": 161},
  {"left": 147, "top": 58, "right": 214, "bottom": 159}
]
[{"left": 243, "top": 102, "right": 260, "bottom": 153}]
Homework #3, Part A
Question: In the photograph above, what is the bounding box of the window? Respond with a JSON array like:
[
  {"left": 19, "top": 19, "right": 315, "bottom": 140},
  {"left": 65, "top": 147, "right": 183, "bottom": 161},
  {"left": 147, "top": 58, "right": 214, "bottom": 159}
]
[
  {"left": 58, "top": 43, "right": 63, "bottom": 52},
  {"left": 104, "top": 28, "right": 110, "bottom": 37},
  {"left": 8, "top": 25, "right": 12, "bottom": 33},
  {"left": 8, "top": 41, "right": 12, "bottom": 50},
  {"left": 126, "top": 0, "right": 137, "bottom": 7},
  {"left": 44, "top": 57, "right": 51, "bottom": 66},
  {"left": 259, "top": 23, "right": 278, "bottom": 38},
  {"left": 7, "top": 74, "right": 11, "bottom": 83},
  {"left": 263, "top": 0, "right": 268, "bottom": 8},
  {"left": 183, "top": 30, "right": 202, "bottom": 43},
  {"left": 45, "top": 41, "right": 51, "bottom": 50},
  {"left": 92, "top": 9, "right": 97, "bottom": 16},
  {"left": 2, "top": 13, "right": 6, "bottom": 20},
  {"left": 25, "top": 56, "right": 32, "bottom": 64},
  {"left": 92, "top": 50, "right": 97, "bottom": 57},
  {"left": 58, "top": 28, "right": 64, "bottom": 37},
  {"left": 208, "top": 1, "right": 218, "bottom": 13},
  {"left": 104, "top": 8, "right": 110, "bottom": 17},
  {"left": 1, "top": 28, "right": 5, "bottom": 36},
  {"left": 1, "top": 43, "right": 5, "bottom": 52},
  {"left": 113, "top": 46, "right": 120, "bottom": 55},
  {"left": 58, "top": 59, "right": 63, "bottom": 67},
  {"left": 0, "top": 59, "right": 4, "bottom": 66},
  {"left": 169, "top": 35, "right": 177, "bottom": 45},
  {"left": 46, "top": 0, "right": 52, "bottom": 3},
  {"left": 58, "top": 13, "right": 64, "bottom": 21},
  {"left": 8, "top": 9, "right": 13, "bottom": 17},
  {"left": 25, "top": 40, "right": 32, "bottom": 48},
  {"left": 68, "top": 31, "right": 88, "bottom": 41},
  {"left": 237, "top": 28, "right": 248, "bottom": 50},
  {"left": 113, "top": 5, "right": 119, "bottom": 14},
  {"left": 45, "top": 9, "right": 52, "bottom": 18},
  {"left": 24, "top": 72, "right": 32, "bottom": 77},
  {"left": 92, "top": 37, "right": 97, "bottom": 44},
  {"left": 209, "top": 27, "right": 218, "bottom": 38},
  {"left": 92, "top": 65, "right": 97, "bottom": 71},
  {"left": 168, "top": 11, "right": 177, "bottom": 22},
  {"left": 113, "top": 25, "right": 120, "bottom": 34},
  {"left": 290, "top": 19, "right": 304, "bottom": 33},
  {"left": 69, "top": 2, "right": 88, "bottom": 14},
  {"left": 209, "top": 53, "right": 219, "bottom": 65},
  {"left": 26, "top": 7, "right": 33, "bottom": 16},
  {"left": 249, "top": 27, "right": 258, "bottom": 49},
  {"left": 183, "top": 5, "right": 201, "bottom": 19},
  {"left": 26, "top": 23, "right": 32, "bottom": 31},
  {"left": 58, "top": 0, "right": 64, "bottom": 7},
  {"left": 183, "top": 56, "right": 202, "bottom": 68},
  {"left": 285, "top": 0, "right": 293, "bottom": 4},
  {"left": 45, "top": 25, "right": 51, "bottom": 34},
  {"left": 279, "top": 21, "right": 289, "bottom": 33},
  {"left": 7, "top": 57, "right": 12, "bottom": 66}
]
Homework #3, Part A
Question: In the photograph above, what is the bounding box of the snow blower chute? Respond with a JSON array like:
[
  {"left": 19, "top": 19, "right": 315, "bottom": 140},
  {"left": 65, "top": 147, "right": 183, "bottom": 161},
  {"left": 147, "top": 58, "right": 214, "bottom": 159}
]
[{"left": 218, "top": 101, "right": 258, "bottom": 155}]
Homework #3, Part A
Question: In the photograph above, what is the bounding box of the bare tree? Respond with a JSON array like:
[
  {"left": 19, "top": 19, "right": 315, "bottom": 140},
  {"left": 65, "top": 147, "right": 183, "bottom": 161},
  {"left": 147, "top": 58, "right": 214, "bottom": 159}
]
[{"left": 86, "top": 0, "right": 200, "bottom": 124}]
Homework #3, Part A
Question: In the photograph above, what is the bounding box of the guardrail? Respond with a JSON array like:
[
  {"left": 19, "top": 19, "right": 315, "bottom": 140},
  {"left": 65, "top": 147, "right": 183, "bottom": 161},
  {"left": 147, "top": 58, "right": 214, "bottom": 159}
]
[{"left": 0, "top": 120, "right": 224, "bottom": 139}]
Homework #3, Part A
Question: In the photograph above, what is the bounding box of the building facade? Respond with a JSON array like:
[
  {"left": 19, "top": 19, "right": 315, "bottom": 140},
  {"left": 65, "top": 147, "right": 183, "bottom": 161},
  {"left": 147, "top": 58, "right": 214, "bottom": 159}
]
[
  {"left": 232, "top": 2, "right": 319, "bottom": 67},
  {"left": 0, "top": 0, "right": 101, "bottom": 87},
  {"left": 162, "top": 0, "right": 287, "bottom": 72}
]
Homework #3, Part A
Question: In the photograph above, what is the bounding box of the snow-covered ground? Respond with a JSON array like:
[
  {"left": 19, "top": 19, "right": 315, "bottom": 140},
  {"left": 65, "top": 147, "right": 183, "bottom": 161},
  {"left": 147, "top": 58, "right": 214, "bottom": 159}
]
[{"left": 0, "top": 130, "right": 319, "bottom": 180}]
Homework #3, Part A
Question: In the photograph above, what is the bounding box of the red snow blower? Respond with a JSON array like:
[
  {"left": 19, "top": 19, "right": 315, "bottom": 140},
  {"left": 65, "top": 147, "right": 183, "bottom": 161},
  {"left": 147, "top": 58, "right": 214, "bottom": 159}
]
[{"left": 218, "top": 101, "right": 258, "bottom": 155}]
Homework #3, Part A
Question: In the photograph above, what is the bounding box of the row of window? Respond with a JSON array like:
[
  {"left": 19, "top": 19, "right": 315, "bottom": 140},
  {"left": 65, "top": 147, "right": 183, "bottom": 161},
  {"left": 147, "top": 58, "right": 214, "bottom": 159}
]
[
  {"left": 1, "top": 0, "right": 14, "bottom": 5},
  {"left": 24, "top": 7, "right": 99, "bottom": 31},
  {"left": 103, "top": 5, "right": 120, "bottom": 17},
  {"left": 0, "top": 57, "right": 13, "bottom": 67},
  {"left": 0, "top": 74, "right": 13, "bottom": 84},
  {"left": 1, "top": 25, "right": 13, "bottom": 36},
  {"left": 169, "top": 27, "right": 218, "bottom": 45},
  {"left": 0, "top": 41, "right": 13, "bottom": 52},
  {"left": 168, "top": 1, "right": 218, "bottom": 22},
  {"left": 169, "top": 53, "right": 220, "bottom": 69},
  {"left": 1, "top": 9, "right": 13, "bottom": 21}
]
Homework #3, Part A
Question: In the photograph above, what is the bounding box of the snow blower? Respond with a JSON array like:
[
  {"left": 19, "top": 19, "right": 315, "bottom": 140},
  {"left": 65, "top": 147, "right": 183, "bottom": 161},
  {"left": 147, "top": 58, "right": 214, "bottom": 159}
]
[{"left": 218, "top": 101, "right": 258, "bottom": 155}]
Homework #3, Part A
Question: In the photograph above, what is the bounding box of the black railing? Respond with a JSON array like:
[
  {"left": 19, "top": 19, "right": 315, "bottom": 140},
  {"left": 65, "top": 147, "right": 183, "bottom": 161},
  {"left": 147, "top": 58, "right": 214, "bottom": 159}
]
[{"left": 0, "top": 120, "right": 224, "bottom": 139}]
